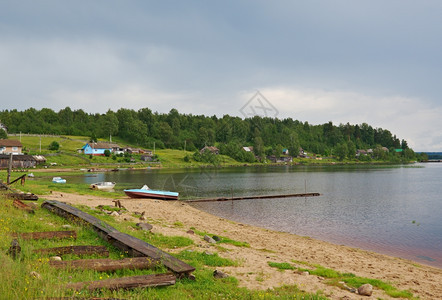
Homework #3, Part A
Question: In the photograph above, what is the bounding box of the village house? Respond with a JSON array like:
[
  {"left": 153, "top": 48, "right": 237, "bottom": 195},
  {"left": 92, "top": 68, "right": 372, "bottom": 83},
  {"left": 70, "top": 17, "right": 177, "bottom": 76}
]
[
  {"left": 0, "top": 139, "right": 23, "bottom": 155},
  {"left": 82, "top": 142, "right": 119, "bottom": 156},
  {"left": 242, "top": 146, "right": 254, "bottom": 152},
  {"left": 200, "top": 146, "right": 219, "bottom": 155},
  {"left": 0, "top": 122, "right": 7, "bottom": 133}
]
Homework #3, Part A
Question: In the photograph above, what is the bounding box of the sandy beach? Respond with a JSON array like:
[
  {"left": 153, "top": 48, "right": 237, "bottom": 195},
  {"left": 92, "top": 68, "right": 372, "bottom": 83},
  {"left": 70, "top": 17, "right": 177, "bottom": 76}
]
[{"left": 42, "top": 192, "right": 442, "bottom": 300}]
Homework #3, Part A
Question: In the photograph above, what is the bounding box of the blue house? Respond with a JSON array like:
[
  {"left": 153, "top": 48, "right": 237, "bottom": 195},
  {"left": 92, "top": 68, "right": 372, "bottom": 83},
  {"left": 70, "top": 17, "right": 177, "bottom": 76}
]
[{"left": 82, "top": 142, "right": 117, "bottom": 156}]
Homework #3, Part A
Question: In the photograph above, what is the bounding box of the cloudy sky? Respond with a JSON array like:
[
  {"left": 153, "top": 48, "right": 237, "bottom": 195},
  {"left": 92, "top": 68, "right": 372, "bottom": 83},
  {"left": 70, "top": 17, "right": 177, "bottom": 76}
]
[{"left": 1, "top": 1, "right": 442, "bottom": 151}]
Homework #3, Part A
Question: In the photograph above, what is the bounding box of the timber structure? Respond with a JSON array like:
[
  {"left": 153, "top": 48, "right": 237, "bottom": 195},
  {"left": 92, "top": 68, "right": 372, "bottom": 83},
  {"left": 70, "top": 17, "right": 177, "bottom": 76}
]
[{"left": 41, "top": 200, "right": 195, "bottom": 277}]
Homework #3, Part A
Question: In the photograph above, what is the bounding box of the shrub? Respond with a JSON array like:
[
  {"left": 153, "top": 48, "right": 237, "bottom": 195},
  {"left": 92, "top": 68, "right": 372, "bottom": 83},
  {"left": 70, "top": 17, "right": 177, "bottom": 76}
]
[{"left": 48, "top": 141, "right": 60, "bottom": 151}]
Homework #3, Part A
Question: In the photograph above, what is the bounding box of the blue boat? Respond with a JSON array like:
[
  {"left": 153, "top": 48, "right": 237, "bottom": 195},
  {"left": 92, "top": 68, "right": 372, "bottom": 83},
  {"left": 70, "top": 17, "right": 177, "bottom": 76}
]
[
  {"left": 124, "top": 185, "right": 179, "bottom": 200},
  {"left": 52, "top": 177, "right": 66, "bottom": 184}
]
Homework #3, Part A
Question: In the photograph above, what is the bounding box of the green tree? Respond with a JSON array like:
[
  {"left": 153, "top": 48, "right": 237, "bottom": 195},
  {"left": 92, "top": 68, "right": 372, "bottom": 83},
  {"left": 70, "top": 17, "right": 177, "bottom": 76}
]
[
  {"left": 0, "top": 129, "right": 7, "bottom": 139},
  {"left": 334, "top": 143, "right": 348, "bottom": 161}
]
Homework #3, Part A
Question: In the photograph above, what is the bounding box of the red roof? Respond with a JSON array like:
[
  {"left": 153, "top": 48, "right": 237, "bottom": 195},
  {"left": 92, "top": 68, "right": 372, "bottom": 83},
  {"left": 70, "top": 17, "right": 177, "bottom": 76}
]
[{"left": 0, "top": 139, "right": 22, "bottom": 147}]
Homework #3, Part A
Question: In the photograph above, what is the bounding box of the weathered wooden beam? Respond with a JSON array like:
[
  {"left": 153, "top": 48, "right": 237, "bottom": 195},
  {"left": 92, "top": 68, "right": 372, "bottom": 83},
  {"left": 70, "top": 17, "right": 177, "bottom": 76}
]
[
  {"left": 42, "top": 200, "right": 195, "bottom": 276},
  {"left": 34, "top": 245, "right": 109, "bottom": 257},
  {"left": 107, "top": 231, "right": 195, "bottom": 275},
  {"left": 50, "top": 257, "right": 159, "bottom": 272},
  {"left": 186, "top": 192, "right": 321, "bottom": 203},
  {"left": 66, "top": 273, "right": 176, "bottom": 291},
  {"left": 12, "top": 230, "right": 77, "bottom": 240},
  {"left": 6, "top": 192, "right": 38, "bottom": 200},
  {"left": 13, "top": 199, "right": 34, "bottom": 213},
  {"left": 8, "top": 174, "right": 26, "bottom": 185}
]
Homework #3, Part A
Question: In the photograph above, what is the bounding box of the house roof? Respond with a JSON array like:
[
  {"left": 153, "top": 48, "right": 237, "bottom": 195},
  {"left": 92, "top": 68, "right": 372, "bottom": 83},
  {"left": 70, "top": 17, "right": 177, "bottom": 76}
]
[
  {"left": 86, "top": 142, "right": 119, "bottom": 149},
  {"left": 0, "top": 139, "right": 22, "bottom": 147}
]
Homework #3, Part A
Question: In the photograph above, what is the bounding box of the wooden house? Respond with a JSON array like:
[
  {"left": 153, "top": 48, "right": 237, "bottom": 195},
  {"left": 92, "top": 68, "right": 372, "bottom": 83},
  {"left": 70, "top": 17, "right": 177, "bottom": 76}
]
[
  {"left": 0, "top": 154, "right": 39, "bottom": 169},
  {"left": 0, "top": 122, "right": 7, "bottom": 133},
  {"left": 82, "top": 142, "right": 119, "bottom": 156},
  {"left": 0, "top": 139, "right": 23, "bottom": 155},
  {"left": 200, "top": 146, "right": 219, "bottom": 155}
]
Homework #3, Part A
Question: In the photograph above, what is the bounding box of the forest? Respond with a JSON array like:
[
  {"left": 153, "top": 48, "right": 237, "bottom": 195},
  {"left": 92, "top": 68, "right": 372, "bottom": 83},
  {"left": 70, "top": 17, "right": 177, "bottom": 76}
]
[{"left": 0, "top": 107, "right": 422, "bottom": 162}]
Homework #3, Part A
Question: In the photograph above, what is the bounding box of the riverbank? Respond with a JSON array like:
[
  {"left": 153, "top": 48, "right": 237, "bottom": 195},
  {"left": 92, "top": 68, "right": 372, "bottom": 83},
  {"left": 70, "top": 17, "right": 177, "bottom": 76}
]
[{"left": 41, "top": 192, "right": 442, "bottom": 299}]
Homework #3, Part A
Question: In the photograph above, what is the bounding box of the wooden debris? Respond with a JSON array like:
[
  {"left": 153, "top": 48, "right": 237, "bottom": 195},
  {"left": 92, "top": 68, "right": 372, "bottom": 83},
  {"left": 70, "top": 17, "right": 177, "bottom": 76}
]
[
  {"left": 13, "top": 199, "right": 34, "bottom": 213},
  {"left": 42, "top": 200, "right": 195, "bottom": 276},
  {"left": 113, "top": 199, "right": 122, "bottom": 208},
  {"left": 12, "top": 230, "right": 77, "bottom": 240},
  {"left": 6, "top": 192, "right": 38, "bottom": 200},
  {"left": 7, "top": 239, "right": 21, "bottom": 259},
  {"left": 66, "top": 273, "right": 176, "bottom": 291},
  {"left": 49, "top": 257, "right": 159, "bottom": 272},
  {"left": 34, "top": 245, "right": 109, "bottom": 257}
]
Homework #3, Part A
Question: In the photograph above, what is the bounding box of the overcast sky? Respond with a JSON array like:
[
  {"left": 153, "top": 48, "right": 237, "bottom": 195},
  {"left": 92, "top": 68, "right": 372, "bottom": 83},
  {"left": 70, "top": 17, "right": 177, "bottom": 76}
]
[{"left": 1, "top": 1, "right": 442, "bottom": 151}]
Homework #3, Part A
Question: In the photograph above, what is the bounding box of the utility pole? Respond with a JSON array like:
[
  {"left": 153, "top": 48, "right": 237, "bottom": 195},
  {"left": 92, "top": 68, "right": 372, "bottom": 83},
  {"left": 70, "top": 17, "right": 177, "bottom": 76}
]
[
  {"left": 7, "top": 153, "right": 13, "bottom": 184},
  {"left": 153, "top": 142, "right": 155, "bottom": 155},
  {"left": 39, "top": 135, "right": 42, "bottom": 153}
]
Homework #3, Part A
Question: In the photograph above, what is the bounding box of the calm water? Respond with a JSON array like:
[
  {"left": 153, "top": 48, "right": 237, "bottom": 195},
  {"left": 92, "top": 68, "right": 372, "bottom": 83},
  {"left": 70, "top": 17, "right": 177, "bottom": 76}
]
[{"left": 64, "top": 163, "right": 442, "bottom": 268}]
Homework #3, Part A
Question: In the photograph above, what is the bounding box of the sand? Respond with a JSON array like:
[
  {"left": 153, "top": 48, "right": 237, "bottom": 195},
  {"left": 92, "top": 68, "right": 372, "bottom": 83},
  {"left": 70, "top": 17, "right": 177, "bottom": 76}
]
[{"left": 41, "top": 192, "right": 442, "bottom": 300}]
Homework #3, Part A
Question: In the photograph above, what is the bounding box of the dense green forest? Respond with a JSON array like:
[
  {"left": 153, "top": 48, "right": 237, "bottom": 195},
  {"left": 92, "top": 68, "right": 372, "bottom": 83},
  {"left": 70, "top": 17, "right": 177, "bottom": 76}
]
[{"left": 0, "top": 107, "right": 422, "bottom": 162}]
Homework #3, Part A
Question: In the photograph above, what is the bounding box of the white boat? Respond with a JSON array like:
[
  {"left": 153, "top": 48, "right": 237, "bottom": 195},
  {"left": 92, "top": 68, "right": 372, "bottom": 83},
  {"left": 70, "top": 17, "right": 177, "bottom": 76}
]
[
  {"left": 90, "top": 182, "right": 116, "bottom": 190},
  {"left": 124, "top": 185, "right": 179, "bottom": 200},
  {"left": 52, "top": 177, "right": 66, "bottom": 184}
]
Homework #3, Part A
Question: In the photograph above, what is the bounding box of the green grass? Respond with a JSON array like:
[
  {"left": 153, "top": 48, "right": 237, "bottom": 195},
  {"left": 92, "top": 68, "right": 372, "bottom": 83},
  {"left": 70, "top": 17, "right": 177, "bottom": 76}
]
[
  {"left": 0, "top": 195, "right": 329, "bottom": 299},
  {"left": 268, "top": 260, "right": 415, "bottom": 299},
  {"left": 190, "top": 228, "right": 250, "bottom": 248},
  {"left": 268, "top": 262, "right": 295, "bottom": 270}
]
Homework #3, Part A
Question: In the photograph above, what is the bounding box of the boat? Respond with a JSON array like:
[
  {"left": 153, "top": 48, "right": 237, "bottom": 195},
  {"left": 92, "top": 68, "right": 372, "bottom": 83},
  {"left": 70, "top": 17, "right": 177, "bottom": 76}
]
[
  {"left": 124, "top": 185, "right": 179, "bottom": 200},
  {"left": 90, "top": 182, "right": 116, "bottom": 190},
  {"left": 52, "top": 177, "right": 66, "bottom": 184}
]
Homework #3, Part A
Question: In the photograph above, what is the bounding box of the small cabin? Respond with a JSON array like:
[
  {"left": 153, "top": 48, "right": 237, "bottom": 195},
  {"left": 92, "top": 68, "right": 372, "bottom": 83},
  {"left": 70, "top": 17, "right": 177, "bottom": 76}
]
[{"left": 82, "top": 142, "right": 118, "bottom": 156}]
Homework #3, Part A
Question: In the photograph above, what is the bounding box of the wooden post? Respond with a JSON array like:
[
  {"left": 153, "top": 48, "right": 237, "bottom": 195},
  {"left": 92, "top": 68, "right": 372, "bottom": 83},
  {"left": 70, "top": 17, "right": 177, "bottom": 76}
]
[{"left": 7, "top": 153, "right": 12, "bottom": 184}]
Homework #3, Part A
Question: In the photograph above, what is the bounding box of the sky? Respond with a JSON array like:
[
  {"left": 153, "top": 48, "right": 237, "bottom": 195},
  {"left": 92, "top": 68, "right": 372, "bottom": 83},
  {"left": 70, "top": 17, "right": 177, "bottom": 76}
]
[{"left": 1, "top": 1, "right": 442, "bottom": 151}]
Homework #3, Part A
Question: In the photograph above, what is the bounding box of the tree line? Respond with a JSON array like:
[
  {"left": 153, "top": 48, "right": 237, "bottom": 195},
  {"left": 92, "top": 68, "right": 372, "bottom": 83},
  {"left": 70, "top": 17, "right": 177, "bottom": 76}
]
[{"left": 0, "top": 107, "right": 422, "bottom": 162}]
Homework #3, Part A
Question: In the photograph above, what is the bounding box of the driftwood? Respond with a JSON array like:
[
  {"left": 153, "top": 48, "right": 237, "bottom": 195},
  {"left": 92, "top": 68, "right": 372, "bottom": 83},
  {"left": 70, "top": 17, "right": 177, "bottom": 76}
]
[
  {"left": 50, "top": 257, "right": 159, "bottom": 272},
  {"left": 13, "top": 199, "right": 34, "bottom": 213},
  {"left": 66, "top": 273, "right": 176, "bottom": 291},
  {"left": 6, "top": 192, "right": 38, "bottom": 200},
  {"left": 12, "top": 230, "right": 77, "bottom": 240},
  {"left": 34, "top": 245, "right": 109, "bottom": 257},
  {"left": 7, "top": 239, "right": 21, "bottom": 259},
  {"left": 42, "top": 200, "right": 195, "bottom": 276}
]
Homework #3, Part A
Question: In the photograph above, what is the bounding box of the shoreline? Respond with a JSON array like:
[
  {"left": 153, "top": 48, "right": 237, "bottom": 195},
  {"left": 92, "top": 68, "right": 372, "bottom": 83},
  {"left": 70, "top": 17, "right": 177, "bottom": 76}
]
[{"left": 41, "top": 191, "right": 442, "bottom": 300}]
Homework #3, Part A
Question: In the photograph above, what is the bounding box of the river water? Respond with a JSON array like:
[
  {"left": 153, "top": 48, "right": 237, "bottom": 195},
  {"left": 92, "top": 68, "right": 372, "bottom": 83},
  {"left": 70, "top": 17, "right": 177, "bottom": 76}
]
[{"left": 67, "top": 163, "right": 442, "bottom": 268}]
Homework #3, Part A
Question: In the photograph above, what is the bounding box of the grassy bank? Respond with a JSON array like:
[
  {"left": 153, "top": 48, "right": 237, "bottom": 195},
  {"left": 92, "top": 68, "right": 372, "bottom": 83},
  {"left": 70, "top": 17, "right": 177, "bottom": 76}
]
[{"left": 0, "top": 194, "right": 328, "bottom": 299}]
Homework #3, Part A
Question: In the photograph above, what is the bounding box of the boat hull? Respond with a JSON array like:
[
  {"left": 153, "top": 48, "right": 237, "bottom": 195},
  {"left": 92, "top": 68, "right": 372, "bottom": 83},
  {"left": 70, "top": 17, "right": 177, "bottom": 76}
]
[
  {"left": 90, "top": 182, "right": 116, "bottom": 190},
  {"left": 124, "top": 189, "right": 179, "bottom": 200}
]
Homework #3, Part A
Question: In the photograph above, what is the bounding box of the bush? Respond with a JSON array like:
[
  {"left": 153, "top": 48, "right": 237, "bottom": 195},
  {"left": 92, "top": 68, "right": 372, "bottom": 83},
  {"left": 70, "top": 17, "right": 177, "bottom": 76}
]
[
  {"left": 48, "top": 141, "right": 60, "bottom": 151},
  {"left": 104, "top": 149, "right": 111, "bottom": 157}
]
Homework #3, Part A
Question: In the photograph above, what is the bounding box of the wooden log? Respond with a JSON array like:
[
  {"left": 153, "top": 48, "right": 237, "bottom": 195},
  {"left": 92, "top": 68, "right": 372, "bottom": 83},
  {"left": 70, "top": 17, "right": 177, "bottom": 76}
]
[
  {"left": 12, "top": 230, "right": 77, "bottom": 240},
  {"left": 66, "top": 273, "right": 176, "bottom": 291},
  {"left": 106, "top": 231, "right": 195, "bottom": 275},
  {"left": 42, "top": 200, "right": 195, "bottom": 276},
  {"left": 186, "top": 192, "right": 321, "bottom": 203},
  {"left": 13, "top": 199, "right": 34, "bottom": 213},
  {"left": 6, "top": 192, "right": 38, "bottom": 201},
  {"left": 49, "top": 257, "right": 159, "bottom": 271},
  {"left": 34, "top": 245, "right": 109, "bottom": 257}
]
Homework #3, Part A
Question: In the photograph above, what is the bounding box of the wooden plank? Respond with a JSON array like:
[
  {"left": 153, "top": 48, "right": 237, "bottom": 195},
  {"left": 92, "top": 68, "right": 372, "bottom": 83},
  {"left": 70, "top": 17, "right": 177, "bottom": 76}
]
[
  {"left": 34, "top": 245, "right": 109, "bottom": 257},
  {"left": 13, "top": 199, "right": 34, "bottom": 213},
  {"left": 66, "top": 273, "right": 176, "bottom": 291},
  {"left": 186, "top": 192, "right": 321, "bottom": 203},
  {"left": 106, "top": 231, "right": 195, "bottom": 275},
  {"left": 12, "top": 230, "right": 77, "bottom": 240},
  {"left": 49, "top": 257, "right": 159, "bottom": 271},
  {"left": 42, "top": 200, "right": 195, "bottom": 276},
  {"left": 6, "top": 192, "right": 38, "bottom": 200},
  {"left": 42, "top": 200, "right": 118, "bottom": 239}
]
